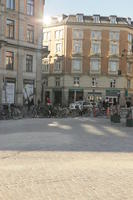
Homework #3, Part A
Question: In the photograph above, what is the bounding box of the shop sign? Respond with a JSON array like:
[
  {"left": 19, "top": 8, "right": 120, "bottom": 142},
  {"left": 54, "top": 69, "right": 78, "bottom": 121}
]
[{"left": 106, "top": 89, "right": 120, "bottom": 97}]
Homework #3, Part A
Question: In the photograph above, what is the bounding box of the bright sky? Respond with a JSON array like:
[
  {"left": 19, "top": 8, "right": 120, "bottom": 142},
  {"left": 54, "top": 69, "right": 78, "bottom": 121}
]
[{"left": 44, "top": 0, "right": 133, "bottom": 19}]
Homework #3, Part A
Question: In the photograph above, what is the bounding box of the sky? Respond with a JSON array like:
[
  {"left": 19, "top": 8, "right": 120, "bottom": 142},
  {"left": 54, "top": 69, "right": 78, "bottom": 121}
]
[{"left": 44, "top": 0, "right": 133, "bottom": 19}]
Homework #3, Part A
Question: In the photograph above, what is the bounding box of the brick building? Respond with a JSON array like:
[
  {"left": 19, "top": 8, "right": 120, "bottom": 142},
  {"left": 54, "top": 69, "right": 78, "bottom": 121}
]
[
  {"left": 0, "top": 0, "right": 45, "bottom": 105},
  {"left": 43, "top": 14, "right": 133, "bottom": 106}
]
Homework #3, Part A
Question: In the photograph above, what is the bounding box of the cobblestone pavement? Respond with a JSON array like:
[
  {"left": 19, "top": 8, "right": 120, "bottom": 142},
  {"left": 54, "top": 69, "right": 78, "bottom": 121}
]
[{"left": 0, "top": 118, "right": 133, "bottom": 200}]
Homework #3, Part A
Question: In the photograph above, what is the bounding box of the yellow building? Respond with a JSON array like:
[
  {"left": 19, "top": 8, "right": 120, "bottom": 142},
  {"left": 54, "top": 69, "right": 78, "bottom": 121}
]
[
  {"left": 0, "top": 0, "right": 45, "bottom": 105},
  {"left": 43, "top": 14, "right": 133, "bottom": 105}
]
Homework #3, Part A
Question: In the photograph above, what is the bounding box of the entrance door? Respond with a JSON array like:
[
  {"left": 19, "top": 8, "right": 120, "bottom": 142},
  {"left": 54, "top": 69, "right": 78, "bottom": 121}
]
[{"left": 54, "top": 91, "right": 62, "bottom": 105}]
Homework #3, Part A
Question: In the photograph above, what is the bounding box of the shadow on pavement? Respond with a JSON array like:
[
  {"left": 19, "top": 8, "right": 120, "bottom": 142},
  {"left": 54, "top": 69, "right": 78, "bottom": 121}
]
[{"left": 0, "top": 118, "right": 133, "bottom": 152}]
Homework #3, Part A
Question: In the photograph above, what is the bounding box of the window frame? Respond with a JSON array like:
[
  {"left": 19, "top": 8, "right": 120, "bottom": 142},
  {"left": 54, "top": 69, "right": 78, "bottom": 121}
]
[
  {"left": 27, "top": 24, "right": 34, "bottom": 43},
  {"left": 90, "top": 59, "right": 101, "bottom": 72},
  {"left": 26, "top": 55, "right": 33, "bottom": 73},
  {"left": 6, "top": 0, "right": 15, "bottom": 10},
  {"left": 27, "top": 0, "right": 34, "bottom": 16},
  {"left": 6, "top": 19, "right": 15, "bottom": 39},
  {"left": 72, "top": 59, "right": 82, "bottom": 72},
  {"left": 6, "top": 51, "right": 14, "bottom": 70},
  {"left": 110, "top": 79, "right": 116, "bottom": 88},
  {"left": 74, "top": 76, "right": 80, "bottom": 86},
  {"left": 55, "top": 77, "right": 60, "bottom": 87}
]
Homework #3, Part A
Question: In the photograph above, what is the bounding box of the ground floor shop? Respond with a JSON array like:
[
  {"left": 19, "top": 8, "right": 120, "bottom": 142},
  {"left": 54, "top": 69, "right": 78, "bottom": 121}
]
[
  {"left": 0, "top": 76, "right": 40, "bottom": 106},
  {"left": 42, "top": 87, "right": 132, "bottom": 106}
]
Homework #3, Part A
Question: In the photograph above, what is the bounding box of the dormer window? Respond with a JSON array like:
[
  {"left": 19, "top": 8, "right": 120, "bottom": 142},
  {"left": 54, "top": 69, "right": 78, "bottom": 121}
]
[
  {"left": 110, "top": 16, "right": 117, "bottom": 24},
  {"left": 93, "top": 15, "right": 100, "bottom": 23},
  {"left": 127, "top": 17, "right": 131, "bottom": 25},
  {"left": 76, "top": 14, "right": 83, "bottom": 22}
]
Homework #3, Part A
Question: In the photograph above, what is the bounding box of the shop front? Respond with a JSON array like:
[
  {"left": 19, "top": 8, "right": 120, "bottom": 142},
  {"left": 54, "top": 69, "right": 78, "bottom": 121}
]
[
  {"left": 68, "top": 89, "right": 83, "bottom": 103},
  {"left": 53, "top": 89, "right": 62, "bottom": 105},
  {"left": 106, "top": 89, "right": 120, "bottom": 105},
  {"left": 23, "top": 80, "right": 34, "bottom": 105},
  {"left": 2, "top": 79, "right": 16, "bottom": 104},
  {"left": 87, "top": 92, "right": 102, "bottom": 102}
]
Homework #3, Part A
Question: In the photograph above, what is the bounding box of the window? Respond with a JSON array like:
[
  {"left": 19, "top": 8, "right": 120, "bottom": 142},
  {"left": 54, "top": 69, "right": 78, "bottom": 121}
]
[
  {"left": 110, "top": 43, "right": 119, "bottom": 55},
  {"left": 54, "top": 60, "right": 62, "bottom": 72},
  {"left": 127, "top": 18, "right": 131, "bottom": 25},
  {"left": 73, "top": 40, "right": 82, "bottom": 54},
  {"left": 27, "top": 0, "right": 34, "bottom": 16},
  {"left": 6, "top": 19, "right": 14, "bottom": 39},
  {"left": 128, "top": 43, "right": 132, "bottom": 54},
  {"left": 127, "top": 80, "right": 131, "bottom": 89},
  {"left": 42, "top": 60, "right": 49, "bottom": 72},
  {"left": 110, "top": 16, "right": 117, "bottom": 24},
  {"left": 26, "top": 55, "right": 33, "bottom": 72},
  {"left": 91, "top": 31, "right": 101, "bottom": 40},
  {"left": 127, "top": 63, "right": 132, "bottom": 73},
  {"left": 55, "top": 30, "right": 63, "bottom": 40},
  {"left": 109, "top": 32, "right": 119, "bottom": 41},
  {"left": 73, "top": 30, "right": 83, "bottom": 39},
  {"left": 109, "top": 60, "right": 119, "bottom": 72},
  {"left": 6, "top": 0, "right": 15, "bottom": 9},
  {"left": 72, "top": 59, "right": 82, "bottom": 71},
  {"left": 128, "top": 33, "right": 132, "bottom": 42},
  {"left": 91, "top": 43, "right": 100, "bottom": 54},
  {"left": 43, "top": 77, "right": 48, "bottom": 87},
  {"left": 93, "top": 15, "right": 100, "bottom": 23},
  {"left": 43, "top": 32, "right": 51, "bottom": 41},
  {"left": 6, "top": 51, "right": 14, "bottom": 70},
  {"left": 27, "top": 25, "right": 34, "bottom": 43},
  {"left": 92, "top": 77, "right": 97, "bottom": 87},
  {"left": 110, "top": 79, "right": 116, "bottom": 88},
  {"left": 56, "top": 43, "right": 62, "bottom": 52},
  {"left": 76, "top": 14, "right": 83, "bottom": 22},
  {"left": 90, "top": 59, "right": 100, "bottom": 72},
  {"left": 55, "top": 77, "right": 60, "bottom": 87},
  {"left": 74, "top": 77, "right": 80, "bottom": 86}
]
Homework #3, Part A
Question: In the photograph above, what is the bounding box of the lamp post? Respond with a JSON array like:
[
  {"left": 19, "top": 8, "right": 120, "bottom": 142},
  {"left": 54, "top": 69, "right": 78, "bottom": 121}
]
[{"left": 92, "top": 79, "right": 97, "bottom": 117}]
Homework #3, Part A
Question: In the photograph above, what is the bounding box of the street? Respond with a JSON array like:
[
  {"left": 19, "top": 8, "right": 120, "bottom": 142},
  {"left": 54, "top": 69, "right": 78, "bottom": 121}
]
[{"left": 0, "top": 117, "right": 133, "bottom": 200}]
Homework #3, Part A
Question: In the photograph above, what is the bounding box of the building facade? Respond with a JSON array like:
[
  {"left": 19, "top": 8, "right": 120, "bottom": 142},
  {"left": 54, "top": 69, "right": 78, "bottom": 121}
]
[
  {"left": 0, "top": 0, "right": 45, "bottom": 105},
  {"left": 43, "top": 14, "right": 133, "bottom": 106}
]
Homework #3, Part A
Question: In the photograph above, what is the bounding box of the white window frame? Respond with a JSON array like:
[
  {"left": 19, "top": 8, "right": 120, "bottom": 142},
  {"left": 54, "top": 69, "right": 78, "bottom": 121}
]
[
  {"left": 42, "top": 59, "right": 49, "bottom": 73},
  {"left": 109, "top": 32, "right": 119, "bottom": 41},
  {"left": 55, "top": 77, "right": 60, "bottom": 87},
  {"left": 93, "top": 15, "right": 100, "bottom": 23},
  {"left": 76, "top": 14, "right": 83, "bottom": 22},
  {"left": 91, "top": 42, "right": 101, "bottom": 54},
  {"left": 43, "top": 32, "right": 51, "bottom": 41},
  {"left": 91, "top": 31, "right": 101, "bottom": 40},
  {"left": 72, "top": 30, "right": 83, "bottom": 39},
  {"left": 55, "top": 43, "right": 62, "bottom": 53},
  {"left": 92, "top": 77, "right": 97, "bottom": 87},
  {"left": 90, "top": 59, "right": 101, "bottom": 72},
  {"left": 108, "top": 60, "right": 119, "bottom": 73},
  {"left": 110, "top": 16, "right": 117, "bottom": 24},
  {"left": 73, "top": 40, "right": 82, "bottom": 54},
  {"left": 55, "top": 30, "right": 63, "bottom": 40},
  {"left": 54, "top": 60, "right": 62, "bottom": 72},
  {"left": 128, "top": 33, "right": 132, "bottom": 42},
  {"left": 110, "top": 79, "right": 116, "bottom": 88},
  {"left": 127, "top": 63, "right": 132, "bottom": 73},
  {"left": 110, "top": 42, "right": 119, "bottom": 55},
  {"left": 128, "top": 43, "right": 132, "bottom": 54},
  {"left": 74, "top": 77, "right": 80, "bottom": 86},
  {"left": 72, "top": 59, "right": 82, "bottom": 72},
  {"left": 127, "top": 80, "right": 131, "bottom": 89}
]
